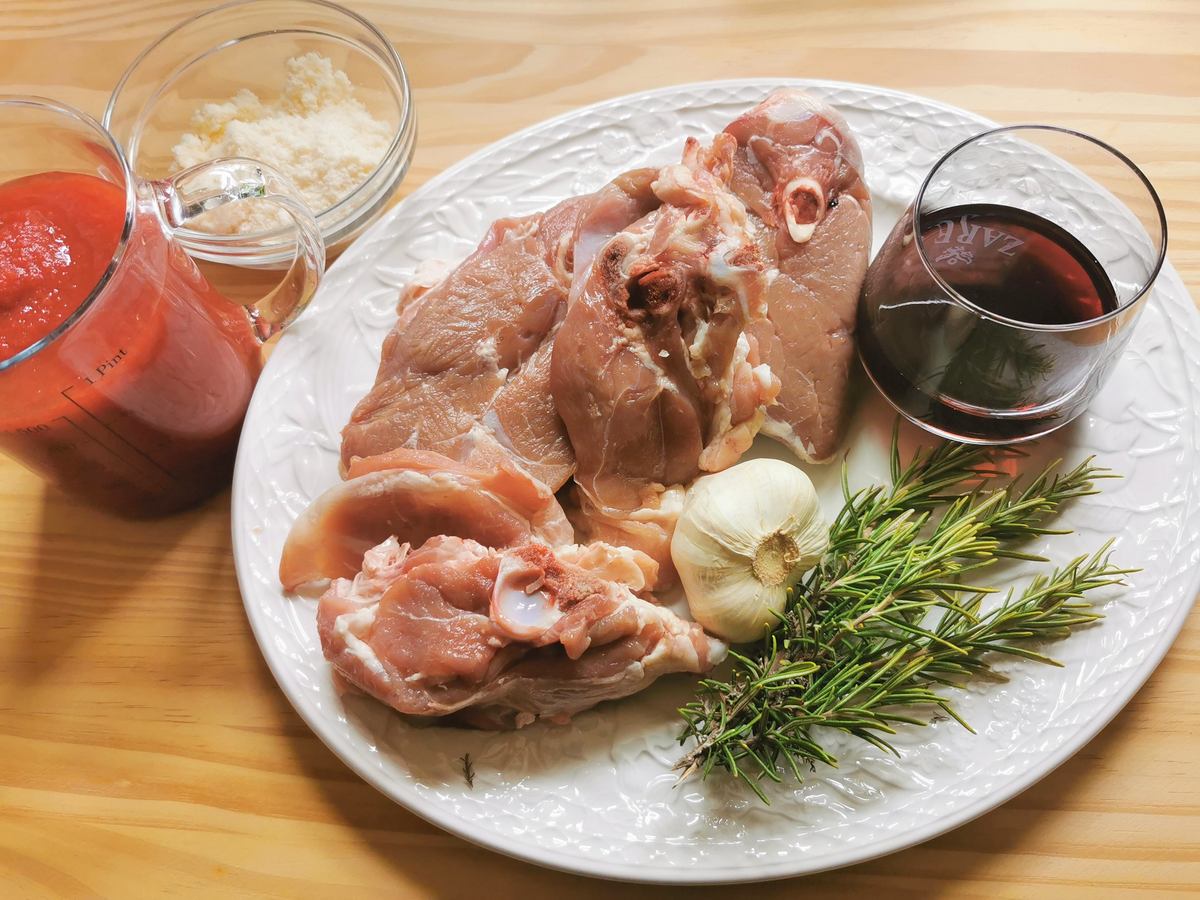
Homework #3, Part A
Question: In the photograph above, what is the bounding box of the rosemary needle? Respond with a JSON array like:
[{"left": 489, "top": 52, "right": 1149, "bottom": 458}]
[
  {"left": 459, "top": 753, "right": 475, "bottom": 789},
  {"left": 675, "top": 429, "right": 1133, "bottom": 801}
]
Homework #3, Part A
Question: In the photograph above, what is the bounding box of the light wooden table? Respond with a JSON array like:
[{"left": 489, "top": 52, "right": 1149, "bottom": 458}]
[{"left": 2, "top": 1, "right": 1197, "bottom": 896}]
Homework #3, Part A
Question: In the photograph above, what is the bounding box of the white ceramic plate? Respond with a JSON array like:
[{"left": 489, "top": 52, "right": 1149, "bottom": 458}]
[{"left": 231, "top": 80, "right": 1200, "bottom": 884}]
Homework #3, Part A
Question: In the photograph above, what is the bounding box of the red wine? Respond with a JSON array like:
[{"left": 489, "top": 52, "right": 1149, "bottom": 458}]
[
  {"left": 920, "top": 204, "right": 1117, "bottom": 325},
  {"left": 858, "top": 203, "right": 1127, "bottom": 442}
]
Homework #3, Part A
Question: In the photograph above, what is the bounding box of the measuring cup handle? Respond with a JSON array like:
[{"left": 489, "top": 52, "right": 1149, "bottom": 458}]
[{"left": 152, "top": 158, "right": 326, "bottom": 339}]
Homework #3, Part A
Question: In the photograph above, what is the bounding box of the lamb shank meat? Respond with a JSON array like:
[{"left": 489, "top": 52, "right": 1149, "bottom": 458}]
[
  {"left": 317, "top": 535, "right": 725, "bottom": 729},
  {"left": 723, "top": 89, "right": 873, "bottom": 461},
  {"left": 339, "top": 170, "right": 661, "bottom": 492},
  {"left": 279, "top": 448, "right": 574, "bottom": 590},
  {"left": 281, "top": 88, "right": 873, "bottom": 731},
  {"left": 550, "top": 135, "right": 780, "bottom": 579}
]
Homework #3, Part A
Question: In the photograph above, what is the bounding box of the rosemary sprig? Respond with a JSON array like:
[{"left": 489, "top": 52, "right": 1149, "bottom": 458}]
[{"left": 675, "top": 429, "right": 1132, "bottom": 801}]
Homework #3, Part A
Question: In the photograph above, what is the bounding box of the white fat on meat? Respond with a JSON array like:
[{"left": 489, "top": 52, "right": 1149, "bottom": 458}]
[
  {"left": 698, "top": 331, "right": 779, "bottom": 472},
  {"left": 554, "top": 542, "right": 659, "bottom": 593},
  {"left": 333, "top": 606, "right": 388, "bottom": 680},
  {"left": 323, "top": 537, "right": 412, "bottom": 680}
]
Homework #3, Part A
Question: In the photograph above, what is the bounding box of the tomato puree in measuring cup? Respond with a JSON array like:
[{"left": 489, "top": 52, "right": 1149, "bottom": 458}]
[
  {"left": 0, "top": 173, "right": 122, "bottom": 355},
  {"left": 0, "top": 171, "right": 262, "bottom": 516}
]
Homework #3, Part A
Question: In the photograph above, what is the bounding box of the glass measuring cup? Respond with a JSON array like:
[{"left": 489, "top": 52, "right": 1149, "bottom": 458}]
[{"left": 0, "top": 97, "right": 325, "bottom": 517}]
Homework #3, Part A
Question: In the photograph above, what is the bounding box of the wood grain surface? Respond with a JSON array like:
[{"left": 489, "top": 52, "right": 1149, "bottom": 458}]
[{"left": 1, "top": 1, "right": 1198, "bottom": 896}]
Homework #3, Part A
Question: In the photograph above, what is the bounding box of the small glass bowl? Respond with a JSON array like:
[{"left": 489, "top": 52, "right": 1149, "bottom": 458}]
[{"left": 104, "top": 0, "right": 415, "bottom": 267}]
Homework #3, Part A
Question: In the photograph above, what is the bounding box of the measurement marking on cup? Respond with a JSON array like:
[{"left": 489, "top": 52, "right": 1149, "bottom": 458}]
[
  {"left": 53, "top": 415, "right": 151, "bottom": 479},
  {"left": 60, "top": 385, "right": 179, "bottom": 482},
  {"left": 82, "top": 348, "right": 128, "bottom": 385}
]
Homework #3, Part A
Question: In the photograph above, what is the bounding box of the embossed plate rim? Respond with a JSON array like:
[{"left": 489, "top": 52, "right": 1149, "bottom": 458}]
[{"left": 232, "top": 78, "right": 1200, "bottom": 884}]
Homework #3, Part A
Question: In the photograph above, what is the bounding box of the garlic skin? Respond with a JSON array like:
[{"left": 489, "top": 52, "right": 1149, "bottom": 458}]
[{"left": 671, "top": 458, "right": 827, "bottom": 643}]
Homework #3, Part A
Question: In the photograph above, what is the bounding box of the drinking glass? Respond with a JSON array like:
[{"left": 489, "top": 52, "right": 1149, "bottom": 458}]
[
  {"left": 858, "top": 125, "right": 1167, "bottom": 443},
  {"left": 0, "top": 97, "right": 325, "bottom": 516}
]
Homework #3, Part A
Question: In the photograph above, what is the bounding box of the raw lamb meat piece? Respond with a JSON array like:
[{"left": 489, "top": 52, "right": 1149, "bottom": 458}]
[
  {"left": 549, "top": 89, "right": 870, "bottom": 575},
  {"left": 280, "top": 89, "right": 874, "bottom": 732},
  {"left": 339, "top": 202, "right": 576, "bottom": 489},
  {"left": 723, "top": 88, "right": 872, "bottom": 461},
  {"left": 339, "top": 170, "right": 661, "bottom": 491},
  {"left": 550, "top": 135, "right": 780, "bottom": 578},
  {"left": 317, "top": 535, "right": 725, "bottom": 729},
  {"left": 279, "top": 448, "right": 573, "bottom": 590}
]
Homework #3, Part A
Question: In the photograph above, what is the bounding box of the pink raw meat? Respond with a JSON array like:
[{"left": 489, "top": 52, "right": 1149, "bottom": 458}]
[
  {"left": 550, "top": 135, "right": 780, "bottom": 579},
  {"left": 317, "top": 535, "right": 725, "bottom": 729},
  {"left": 723, "top": 88, "right": 872, "bottom": 461},
  {"left": 339, "top": 171, "right": 660, "bottom": 491},
  {"left": 279, "top": 448, "right": 572, "bottom": 590}
]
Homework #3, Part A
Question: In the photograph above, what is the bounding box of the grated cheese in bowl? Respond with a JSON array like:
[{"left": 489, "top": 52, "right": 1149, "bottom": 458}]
[{"left": 172, "top": 52, "right": 392, "bottom": 235}]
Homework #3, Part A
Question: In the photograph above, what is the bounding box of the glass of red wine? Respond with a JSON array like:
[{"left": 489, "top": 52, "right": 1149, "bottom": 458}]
[{"left": 858, "top": 125, "right": 1167, "bottom": 443}]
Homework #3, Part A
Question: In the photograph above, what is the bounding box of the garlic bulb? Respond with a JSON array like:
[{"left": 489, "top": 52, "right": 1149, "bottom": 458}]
[{"left": 671, "top": 458, "right": 827, "bottom": 643}]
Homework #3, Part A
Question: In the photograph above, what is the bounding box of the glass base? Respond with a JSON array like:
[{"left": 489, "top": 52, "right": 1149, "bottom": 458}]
[{"left": 856, "top": 342, "right": 1076, "bottom": 446}]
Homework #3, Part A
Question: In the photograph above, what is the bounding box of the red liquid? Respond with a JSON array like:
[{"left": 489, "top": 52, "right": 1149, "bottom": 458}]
[
  {"left": 922, "top": 203, "right": 1117, "bottom": 325},
  {"left": 858, "top": 203, "right": 1124, "bottom": 442},
  {"left": 0, "top": 172, "right": 262, "bottom": 516},
  {"left": 0, "top": 173, "right": 123, "bottom": 354}
]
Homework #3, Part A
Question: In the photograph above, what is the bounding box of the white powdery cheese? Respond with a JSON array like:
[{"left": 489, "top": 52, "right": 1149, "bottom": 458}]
[{"left": 172, "top": 52, "right": 392, "bottom": 234}]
